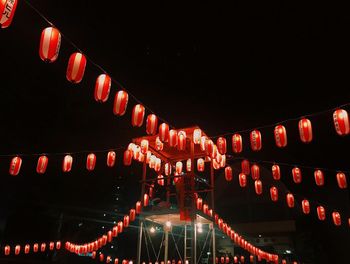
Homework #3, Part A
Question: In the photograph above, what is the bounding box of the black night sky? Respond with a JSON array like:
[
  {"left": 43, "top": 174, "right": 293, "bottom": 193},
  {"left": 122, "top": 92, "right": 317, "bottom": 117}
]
[{"left": 0, "top": 1, "right": 349, "bottom": 263}]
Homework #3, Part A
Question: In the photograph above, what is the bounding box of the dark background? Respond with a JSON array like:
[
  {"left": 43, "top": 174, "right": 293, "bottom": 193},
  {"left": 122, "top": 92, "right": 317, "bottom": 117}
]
[{"left": 0, "top": 0, "right": 349, "bottom": 263}]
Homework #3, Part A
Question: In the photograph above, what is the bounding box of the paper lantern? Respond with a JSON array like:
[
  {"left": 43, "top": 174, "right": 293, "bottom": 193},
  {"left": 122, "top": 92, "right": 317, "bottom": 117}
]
[
  {"left": 220, "top": 154, "right": 226, "bottom": 168},
  {"left": 212, "top": 159, "right": 220, "bottom": 170},
  {"left": 249, "top": 255, "right": 254, "bottom": 263},
  {"left": 225, "top": 256, "right": 229, "bottom": 264},
  {"left": 299, "top": 118, "right": 313, "bottom": 143},
  {"left": 123, "top": 150, "right": 132, "bottom": 166},
  {"left": 157, "top": 175, "right": 165, "bottom": 186},
  {"left": 211, "top": 145, "right": 218, "bottom": 160},
  {"left": 225, "top": 166, "right": 233, "bottom": 181},
  {"left": 100, "top": 253, "right": 105, "bottom": 262},
  {"left": 123, "top": 215, "right": 130, "bottom": 227},
  {"left": 118, "top": 221, "right": 124, "bottom": 233},
  {"left": 91, "top": 251, "right": 97, "bottom": 259},
  {"left": 4, "top": 245, "right": 10, "bottom": 255},
  {"left": 131, "top": 104, "right": 145, "bottom": 127},
  {"left": 271, "top": 164, "right": 280, "bottom": 180},
  {"left": 220, "top": 257, "right": 225, "bottom": 264},
  {"left": 241, "top": 159, "right": 250, "bottom": 175},
  {"left": 115, "top": 258, "right": 119, "bottom": 264},
  {"left": 149, "top": 155, "right": 156, "bottom": 169},
  {"left": 176, "top": 161, "right": 183, "bottom": 174},
  {"left": 233, "top": 256, "right": 238, "bottom": 263},
  {"left": 62, "top": 155, "right": 73, "bottom": 172},
  {"left": 112, "top": 226, "right": 118, "bottom": 237},
  {"left": 270, "top": 186, "right": 278, "bottom": 202},
  {"left": 107, "top": 151, "right": 116, "bottom": 167},
  {"left": 107, "top": 256, "right": 112, "bottom": 263},
  {"left": 240, "top": 256, "right": 245, "bottom": 263},
  {"left": 333, "top": 109, "right": 350, "bottom": 136},
  {"left": 113, "top": 90, "right": 129, "bottom": 116},
  {"left": 281, "top": 260, "right": 287, "bottom": 264},
  {"left": 336, "top": 172, "right": 347, "bottom": 189},
  {"left": 177, "top": 131, "right": 186, "bottom": 151},
  {"left": 146, "top": 151, "right": 152, "bottom": 164},
  {"left": 186, "top": 159, "right": 192, "bottom": 172},
  {"left": 146, "top": 114, "right": 158, "bottom": 135},
  {"left": 314, "top": 169, "right": 324, "bottom": 186},
  {"left": 49, "top": 242, "right": 54, "bottom": 251},
  {"left": 239, "top": 173, "right": 247, "bottom": 187},
  {"left": 286, "top": 193, "right": 294, "bottom": 208},
  {"left": 41, "top": 243, "right": 46, "bottom": 252},
  {"left": 66, "top": 52, "right": 87, "bottom": 83},
  {"left": 159, "top": 123, "right": 170, "bottom": 142},
  {"left": 132, "top": 145, "right": 141, "bottom": 160},
  {"left": 232, "top": 133, "right": 243, "bottom": 153},
  {"left": 56, "top": 241, "right": 61, "bottom": 250},
  {"left": 37, "top": 155, "right": 48, "bottom": 174},
  {"left": 140, "top": 139, "right": 149, "bottom": 154},
  {"left": 0, "top": 0, "right": 18, "bottom": 29},
  {"left": 193, "top": 129, "right": 201, "bottom": 144},
  {"left": 169, "top": 129, "right": 178, "bottom": 147},
  {"left": 86, "top": 153, "right": 96, "bottom": 171},
  {"left": 9, "top": 156, "right": 22, "bottom": 176},
  {"left": 196, "top": 198, "right": 203, "bottom": 210},
  {"left": 302, "top": 199, "right": 310, "bottom": 214},
  {"left": 250, "top": 129, "right": 262, "bottom": 151},
  {"left": 39, "top": 27, "right": 61, "bottom": 62},
  {"left": 144, "top": 193, "right": 149, "bottom": 206},
  {"left": 292, "top": 167, "right": 302, "bottom": 184},
  {"left": 317, "top": 206, "right": 326, "bottom": 221},
  {"left": 203, "top": 204, "right": 209, "bottom": 215},
  {"left": 274, "top": 125, "right": 287, "bottom": 148},
  {"left": 251, "top": 164, "right": 260, "bottom": 180},
  {"left": 217, "top": 137, "right": 227, "bottom": 154},
  {"left": 255, "top": 180, "right": 263, "bottom": 195},
  {"left": 332, "top": 211, "right": 341, "bottom": 226},
  {"left": 197, "top": 158, "right": 205, "bottom": 172},
  {"left": 200, "top": 136, "right": 207, "bottom": 151},
  {"left": 14, "top": 245, "right": 20, "bottom": 255},
  {"left": 94, "top": 74, "right": 111, "bottom": 102},
  {"left": 155, "top": 158, "right": 161, "bottom": 172},
  {"left": 130, "top": 209, "right": 136, "bottom": 221},
  {"left": 205, "top": 139, "right": 214, "bottom": 156},
  {"left": 164, "top": 163, "right": 172, "bottom": 176}
]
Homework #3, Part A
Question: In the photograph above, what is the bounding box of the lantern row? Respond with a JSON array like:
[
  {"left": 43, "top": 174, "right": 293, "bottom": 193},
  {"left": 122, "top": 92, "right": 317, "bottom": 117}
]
[
  {"left": 2, "top": 241, "right": 62, "bottom": 256},
  {"left": 215, "top": 255, "right": 298, "bottom": 264}
]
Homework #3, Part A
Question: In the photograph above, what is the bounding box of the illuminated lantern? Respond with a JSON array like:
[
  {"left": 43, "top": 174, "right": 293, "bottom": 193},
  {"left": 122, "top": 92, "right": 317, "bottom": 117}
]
[
  {"left": 36, "top": 155, "right": 48, "bottom": 174},
  {"left": 131, "top": 104, "right": 145, "bottom": 127},
  {"left": 146, "top": 151, "right": 152, "bottom": 164},
  {"left": 332, "top": 211, "right": 341, "bottom": 226},
  {"left": 157, "top": 175, "right": 165, "bottom": 186},
  {"left": 241, "top": 159, "right": 250, "bottom": 175},
  {"left": 9, "top": 156, "right": 22, "bottom": 176},
  {"left": 118, "top": 221, "right": 124, "bottom": 233},
  {"left": 39, "top": 27, "right": 61, "bottom": 63},
  {"left": 250, "top": 129, "right": 262, "bottom": 151},
  {"left": 299, "top": 118, "right": 313, "bottom": 143},
  {"left": 56, "top": 241, "right": 61, "bottom": 250},
  {"left": 49, "top": 242, "right": 54, "bottom": 251},
  {"left": 336, "top": 172, "right": 348, "bottom": 189},
  {"left": 302, "top": 199, "right": 310, "bottom": 214},
  {"left": 205, "top": 139, "right": 214, "bottom": 156},
  {"left": 211, "top": 145, "right": 218, "bottom": 160},
  {"left": 240, "top": 256, "right": 245, "bottom": 263},
  {"left": 286, "top": 193, "right": 294, "bottom": 208},
  {"left": 225, "top": 256, "right": 229, "bottom": 264},
  {"left": 233, "top": 256, "right": 238, "bottom": 263},
  {"left": 200, "top": 136, "right": 207, "bottom": 151},
  {"left": 100, "top": 253, "right": 105, "bottom": 262},
  {"left": 123, "top": 215, "right": 130, "bottom": 227},
  {"left": 239, "top": 173, "right": 247, "bottom": 187},
  {"left": 208, "top": 209, "right": 213, "bottom": 217},
  {"left": 197, "top": 158, "right": 205, "bottom": 172},
  {"left": 15, "top": 245, "right": 20, "bottom": 255},
  {"left": 212, "top": 159, "right": 220, "bottom": 170},
  {"left": 225, "top": 166, "right": 233, "bottom": 181},
  {"left": 186, "top": 159, "right": 192, "bottom": 172},
  {"left": 146, "top": 114, "right": 158, "bottom": 135},
  {"left": 169, "top": 129, "right": 178, "bottom": 147},
  {"left": 217, "top": 137, "right": 227, "bottom": 154},
  {"left": 86, "top": 153, "right": 96, "bottom": 171},
  {"left": 113, "top": 90, "right": 129, "bottom": 116},
  {"left": 281, "top": 260, "right": 287, "bottom": 264},
  {"left": 292, "top": 167, "right": 302, "bottom": 184},
  {"left": 92, "top": 251, "right": 97, "bottom": 259},
  {"left": 159, "top": 123, "right": 170, "bottom": 142},
  {"left": 115, "top": 259, "right": 119, "bottom": 264},
  {"left": 62, "top": 155, "right": 73, "bottom": 172},
  {"left": 112, "top": 226, "right": 118, "bottom": 237},
  {"left": 255, "top": 180, "right": 263, "bottom": 195},
  {"left": 1, "top": 0, "right": 18, "bottom": 29},
  {"left": 312, "top": 169, "right": 324, "bottom": 186},
  {"left": 4, "top": 245, "right": 10, "bottom": 255},
  {"left": 232, "top": 133, "right": 243, "bottom": 153},
  {"left": 107, "top": 256, "right": 112, "bottom": 263},
  {"left": 317, "top": 206, "right": 326, "bottom": 221},
  {"left": 164, "top": 163, "right": 172, "bottom": 176},
  {"left": 220, "top": 257, "right": 224, "bottom": 264},
  {"left": 155, "top": 158, "right": 161, "bottom": 172},
  {"left": 333, "top": 109, "right": 350, "bottom": 136},
  {"left": 274, "top": 125, "right": 287, "bottom": 148},
  {"left": 155, "top": 136, "right": 164, "bottom": 151},
  {"left": 25, "top": 244, "right": 30, "bottom": 254},
  {"left": 123, "top": 150, "right": 132, "bottom": 166},
  {"left": 216, "top": 152, "right": 223, "bottom": 164},
  {"left": 176, "top": 161, "right": 183, "bottom": 174},
  {"left": 193, "top": 129, "right": 202, "bottom": 144},
  {"left": 251, "top": 164, "right": 260, "bottom": 180},
  {"left": 177, "top": 131, "right": 186, "bottom": 151},
  {"left": 41, "top": 243, "right": 46, "bottom": 252},
  {"left": 270, "top": 186, "right": 278, "bottom": 202},
  {"left": 129, "top": 209, "right": 136, "bottom": 222},
  {"left": 66, "top": 52, "right": 87, "bottom": 83},
  {"left": 249, "top": 255, "right": 254, "bottom": 263},
  {"left": 203, "top": 204, "right": 209, "bottom": 215},
  {"left": 141, "top": 139, "right": 149, "bottom": 154},
  {"left": 144, "top": 193, "right": 149, "bottom": 206},
  {"left": 107, "top": 151, "right": 116, "bottom": 167},
  {"left": 149, "top": 155, "right": 156, "bottom": 169},
  {"left": 94, "top": 74, "right": 111, "bottom": 102},
  {"left": 272, "top": 164, "right": 280, "bottom": 180}
]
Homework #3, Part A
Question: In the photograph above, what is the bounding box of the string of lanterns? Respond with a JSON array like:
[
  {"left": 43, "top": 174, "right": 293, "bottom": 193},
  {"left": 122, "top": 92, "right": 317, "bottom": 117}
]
[{"left": 2, "top": 241, "right": 62, "bottom": 256}]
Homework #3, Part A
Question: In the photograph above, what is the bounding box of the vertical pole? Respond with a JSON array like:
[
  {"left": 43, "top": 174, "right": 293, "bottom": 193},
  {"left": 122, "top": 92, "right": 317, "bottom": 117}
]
[
  {"left": 184, "top": 225, "right": 187, "bottom": 262},
  {"left": 210, "top": 161, "right": 216, "bottom": 264},
  {"left": 137, "top": 159, "right": 147, "bottom": 264},
  {"left": 164, "top": 228, "right": 169, "bottom": 264},
  {"left": 190, "top": 141, "right": 196, "bottom": 264}
]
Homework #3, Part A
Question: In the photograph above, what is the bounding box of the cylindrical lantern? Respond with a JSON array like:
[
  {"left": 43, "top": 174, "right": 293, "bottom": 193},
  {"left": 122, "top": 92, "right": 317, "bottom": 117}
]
[
  {"left": 100, "top": 253, "right": 105, "bottom": 262},
  {"left": 241, "top": 159, "right": 250, "bottom": 175},
  {"left": 186, "top": 159, "right": 191, "bottom": 172},
  {"left": 168, "top": 129, "right": 178, "bottom": 147},
  {"left": 251, "top": 164, "right": 260, "bottom": 180},
  {"left": 118, "top": 221, "right": 124, "bottom": 233},
  {"left": 225, "top": 256, "right": 229, "bottom": 264},
  {"left": 270, "top": 186, "right": 278, "bottom": 202},
  {"left": 113, "top": 90, "right": 129, "bottom": 116},
  {"left": 49, "top": 242, "right": 54, "bottom": 251},
  {"left": 154, "top": 137, "right": 163, "bottom": 151},
  {"left": 155, "top": 158, "right": 161, "bottom": 172},
  {"left": 157, "top": 175, "right": 165, "bottom": 186},
  {"left": 220, "top": 257, "right": 224, "bottom": 264},
  {"left": 312, "top": 169, "right": 325, "bottom": 186},
  {"left": 196, "top": 198, "right": 203, "bottom": 210},
  {"left": 274, "top": 125, "right": 287, "bottom": 148},
  {"left": 36, "top": 155, "right": 48, "bottom": 174},
  {"left": 112, "top": 226, "right": 118, "bottom": 237},
  {"left": 232, "top": 133, "right": 243, "bottom": 153},
  {"left": 212, "top": 159, "right": 220, "bottom": 170},
  {"left": 115, "top": 258, "right": 119, "bottom": 264},
  {"left": 333, "top": 109, "right": 350, "bottom": 136},
  {"left": 286, "top": 193, "right": 295, "bottom": 208},
  {"left": 240, "top": 256, "right": 245, "bottom": 263},
  {"left": 86, "top": 153, "right": 96, "bottom": 171},
  {"left": 239, "top": 173, "right": 247, "bottom": 187},
  {"left": 233, "top": 256, "right": 238, "bottom": 263},
  {"left": 299, "top": 118, "right": 313, "bottom": 143},
  {"left": 66, "top": 52, "right": 87, "bottom": 83},
  {"left": 140, "top": 139, "right": 149, "bottom": 154},
  {"left": 39, "top": 27, "right": 61, "bottom": 63},
  {"left": 41, "top": 243, "right": 46, "bottom": 252},
  {"left": 176, "top": 161, "right": 183, "bottom": 174},
  {"left": 4, "top": 245, "right": 10, "bottom": 255},
  {"left": 177, "top": 131, "right": 186, "bottom": 151},
  {"left": 197, "top": 158, "right": 205, "bottom": 172},
  {"left": 336, "top": 172, "right": 348, "bottom": 189},
  {"left": 130, "top": 209, "right": 136, "bottom": 221},
  {"left": 123, "top": 150, "right": 132, "bottom": 166},
  {"left": 210, "top": 145, "right": 218, "bottom": 160},
  {"left": 107, "top": 256, "right": 112, "bottom": 263},
  {"left": 302, "top": 199, "right": 310, "bottom": 214},
  {"left": 250, "top": 129, "right": 262, "bottom": 151},
  {"left": 193, "top": 129, "right": 201, "bottom": 144},
  {"left": 249, "top": 255, "right": 254, "bottom": 263},
  {"left": 205, "top": 139, "right": 214, "bottom": 157},
  {"left": 15, "top": 245, "right": 20, "bottom": 255},
  {"left": 203, "top": 204, "right": 209, "bottom": 215},
  {"left": 123, "top": 215, "right": 130, "bottom": 227},
  {"left": 62, "top": 155, "right": 73, "bottom": 173},
  {"left": 272, "top": 164, "right": 280, "bottom": 180},
  {"left": 25, "top": 244, "right": 30, "bottom": 254},
  {"left": 200, "top": 136, "right": 207, "bottom": 151},
  {"left": 281, "top": 260, "right": 287, "bottom": 264},
  {"left": 255, "top": 180, "right": 263, "bottom": 195},
  {"left": 159, "top": 123, "right": 170, "bottom": 142},
  {"left": 9, "top": 156, "right": 22, "bottom": 176},
  {"left": 144, "top": 193, "right": 149, "bottom": 206},
  {"left": 217, "top": 137, "right": 227, "bottom": 154},
  {"left": 292, "top": 167, "right": 302, "bottom": 184},
  {"left": 332, "top": 211, "right": 341, "bottom": 226},
  {"left": 107, "top": 151, "right": 116, "bottom": 167},
  {"left": 164, "top": 162, "right": 172, "bottom": 176},
  {"left": 317, "top": 206, "right": 326, "bottom": 221},
  {"left": 94, "top": 74, "right": 111, "bottom": 102},
  {"left": 0, "top": 0, "right": 18, "bottom": 28},
  {"left": 146, "top": 114, "right": 158, "bottom": 135},
  {"left": 56, "top": 241, "right": 61, "bottom": 250},
  {"left": 225, "top": 166, "right": 233, "bottom": 181},
  {"left": 131, "top": 104, "right": 145, "bottom": 127}
]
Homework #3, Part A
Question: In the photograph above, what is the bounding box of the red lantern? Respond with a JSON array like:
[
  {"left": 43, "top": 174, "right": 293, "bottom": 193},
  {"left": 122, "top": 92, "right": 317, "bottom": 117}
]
[
  {"left": 239, "top": 173, "right": 247, "bottom": 187},
  {"left": 333, "top": 109, "right": 350, "bottom": 136},
  {"left": 314, "top": 169, "right": 324, "bottom": 186},
  {"left": 107, "top": 151, "right": 116, "bottom": 167},
  {"left": 168, "top": 129, "right": 178, "bottom": 147},
  {"left": 272, "top": 164, "right": 280, "bottom": 180},
  {"left": 41, "top": 243, "right": 46, "bottom": 252},
  {"left": 292, "top": 167, "right": 302, "bottom": 184},
  {"left": 220, "top": 154, "right": 226, "bottom": 168},
  {"left": 25, "top": 244, "right": 30, "bottom": 254},
  {"left": 130, "top": 209, "right": 136, "bottom": 221},
  {"left": 203, "top": 204, "right": 209, "bottom": 215},
  {"left": 317, "top": 206, "right": 326, "bottom": 221},
  {"left": 140, "top": 139, "right": 149, "bottom": 154},
  {"left": 86, "top": 153, "right": 96, "bottom": 171},
  {"left": 211, "top": 145, "right": 218, "bottom": 160},
  {"left": 177, "top": 131, "right": 186, "bottom": 151},
  {"left": 220, "top": 257, "right": 225, "bottom": 264},
  {"left": 197, "top": 158, "right": 205, "bottom": 172},
  {"left": 0, "top": 0, "right": 18, "bottom": 29},
  {"left": 336, "top": 172, "right": 348, "bottom": 189},
  {"left": 155, "top": 158, "right": 161, "bottom": 172},
  {"left": 200, "top": 136, "right": 207, "bottom": 151},
  {"left": 241, "top": 159, "right": 250, "bottom": 175},
  {"left": 66, "top": 52, "right": 87, "bottom": 83},
  {"left": 4, "top": 245, "right": 10, "bottom": 255},
  {"left": 225, "top": 166, "right": 233, "bottom": 181},
  {"left": 123, "top": 150, "right": 132, "bottom": 166},
  {"left": 186, "top": 159, "right": 192, "bottom": 172},
  {"left": 131, "top": 104, "right": 145, "bottom": 127},
  {"left": 92, "top": 251, "right": 97, "bottom": 259},
  {"left": 9, "top": 156, "right": 22, "bottom": 176},
  {"left": 193, "top": 129, "right": 202, "bottom": 144},
  {"left": 217, "top": 137, "right": 227, "bottom": 154},
  {"left": 274, "top": 125, "right": 287, "bottom": 148},
  {"left": 225, "top": 256, "right": 229, "bottom": 264},
  {"left": 144, "top": 193, "right": 149, "bottom": 206},
  {"left": 146, "top": 114, "right": 158, "bottom": 135},
  {"left": 112, "top": 226, "right": 118, "bottom": 237},
  {"left": 100, "top": 253, "right": 105, "bottom": 262},
  {"left": 286, "top": 193, "right": 294, "bottom": 208},
  {"left": 164, "top": 163, "right": 172, "bottom": 176},
  {"left": 250, "top": 129, "right": 262, "bottom": 151},
  {"left": 298, "top": 118, "right": 313, "bottom": 143},
  {"left": 231, "top": 133, "right": 243, "bottom": 153},
  {"left": 94, "top": 74, "right": 111, "bottom": 102},
  {"left": 249, "top": 255, "right": 254, "bottom": 263},
  {"left": 176, "top": 161, "right": 183, "bottom": 174},
  {"left": 56, "top": 241, "right": 61, "bottom": 250},
  {"left": 212, "top": 159, "right": 220, "bottom": 170},
  {"left": 302, "top": 199, "right": 310, "bottom": 214},
  {"left": 36, "top": 155, "right": 48, "bottom": 174},
  {"left": 49, "top": 242, "right": 54, "bottom": 251},
  {"left": 123, "top": 215, "right": 130, "bottom": 227},
  {"left": 62, "top": 155, "right": 73, "bottom": 172},
  {"left": 233, "top": 256, "right": 238, "bottom": 263},
  {"left": 251, "top": 164, "right": 260, "bottom": 180},
  {"left": 255, "top": 180, "right": 263, "bottom": 195},
  {"left": 282, "top": 260, "right": 287, "bottom": 264},
  {"left": 270, "top": 186, "right": 278, "bottom": 202},
  {"left": 15, "top": 245, "right": 20, "bottom": 255},
  {"left": 196, "top": 198, "right": 203, "bottom": 210},
  {"left": 107, "top": 256, "right": 112, "bottom": 263},
  {"left": 39, "top": 27, "right": 61, "bottom": 63},
  {"left": 332, "top": 211, "right": 341, "bottom": 226},
  {"left": 159, "top": 123, "right": 170, "bottom": 142},
  {"left": 205, "top": 139, "right": 214, "bottom": 156},
  {"left": 240, "top": 256, "right": 245, "bottom": 263},
  {"left": 113, "top": 90, "right": 129, "bottom": 116},
  {"left": 115, "top": 258, "right": 119, "bottom": 264},
  {"left": 157, "top": 175, "right": 165, "bottom": 186},
  {"left": 118, "top": 221, "right": 124, "bottom": 233}
]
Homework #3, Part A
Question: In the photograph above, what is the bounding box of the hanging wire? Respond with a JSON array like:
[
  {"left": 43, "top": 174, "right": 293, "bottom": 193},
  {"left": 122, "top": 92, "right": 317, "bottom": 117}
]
[
  {"left": 156, "top": 232, "right": 165, "bottom": 262},
  {"left": 143, "top": 226, "right": 151, "bottom": 263},
  {"left": 170, "top": 229, "right": 184, "bottom": 263},
  {"left": 143, "top": 222, "right": 158, "bottom": 260},
  {"left": 196, "top": 228, "right": 212, "bottom": 264}
]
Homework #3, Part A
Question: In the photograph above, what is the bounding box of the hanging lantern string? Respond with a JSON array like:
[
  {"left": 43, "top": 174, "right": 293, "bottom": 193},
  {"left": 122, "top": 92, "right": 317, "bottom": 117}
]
[
  {"left": 209, "top": 102, "right": 350, "bottom": 139},
  {"left": 22, "top": 0, "right": 175, "bottom": 129},
  {"left": 226, "top": 155, "right": 350, "bottom": 174}
]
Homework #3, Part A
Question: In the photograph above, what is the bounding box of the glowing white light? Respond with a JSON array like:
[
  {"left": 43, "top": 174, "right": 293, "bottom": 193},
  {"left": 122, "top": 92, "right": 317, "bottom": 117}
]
[
  {"left": 150, "top": 227, "right": 156, "bottom": 233},
  {"left": 198, "top": 228, "right": 203, "bottom": 233},
  {"left": 165, "top": 221, "right": 172, "bottom": 228}
]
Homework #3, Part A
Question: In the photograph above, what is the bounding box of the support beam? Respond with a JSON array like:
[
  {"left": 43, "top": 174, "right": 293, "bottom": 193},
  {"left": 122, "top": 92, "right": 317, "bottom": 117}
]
[
  {"left": 137, "top": 159, "right": 147, "bottom": 264},
  {"left": 210, "top": 161, "right": 216, "bottom": 264}
]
